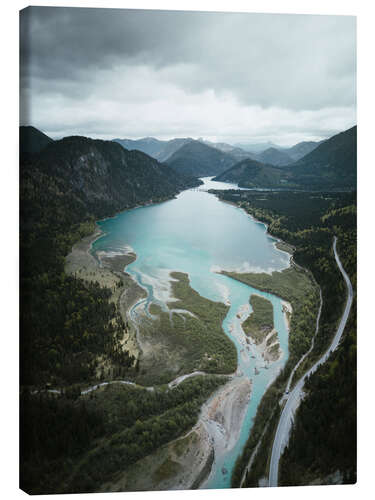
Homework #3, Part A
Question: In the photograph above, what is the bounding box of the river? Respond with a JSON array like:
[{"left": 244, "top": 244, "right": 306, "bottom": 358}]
[{"left": 92, "top": 176, "right": 291, "bottom": 489}]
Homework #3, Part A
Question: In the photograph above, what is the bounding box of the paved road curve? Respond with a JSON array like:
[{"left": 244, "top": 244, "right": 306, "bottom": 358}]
[{"left": 268, "top": 236, "right": 353, "bottom": 487}]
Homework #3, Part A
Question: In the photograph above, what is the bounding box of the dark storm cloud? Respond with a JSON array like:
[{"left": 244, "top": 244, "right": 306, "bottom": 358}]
[
  {"left": 20, "top": 6, "right": 356, "bottom": 142},
  {"left": 20, "top": 8, "right": 204, "bottom": 82}
]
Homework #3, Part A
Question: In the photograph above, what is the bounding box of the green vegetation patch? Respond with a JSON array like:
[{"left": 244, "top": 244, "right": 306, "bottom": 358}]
[
  {"left": 66, "top": 375, "right": 225, "bottom": 493},
  {"left": 223, "top": 266, "right": 319, "bottom": 359},
  {"left": 138, "top": 272, "right": 237, "bottom": 384},
  {"left": 21, "top": 375, "right": 226, "bottom": 494},
  {"left": 242, "top": 294, "right": 274, "bottom": 344},
  {"left": 266, "top": 332, "right": 278, "bottom": 346}
]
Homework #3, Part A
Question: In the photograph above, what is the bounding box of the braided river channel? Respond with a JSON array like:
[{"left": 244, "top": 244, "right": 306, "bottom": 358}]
[{"left": 92, "top": 177, "right": 291, "bottom": 488}]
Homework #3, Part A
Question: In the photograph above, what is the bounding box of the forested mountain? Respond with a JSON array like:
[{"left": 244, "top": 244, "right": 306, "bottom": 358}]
[
  {"left": 256, "top": 147, "right": 293, "bottom": 166},
  {"left": 19, "top": 129, "right": 213, "bottom": 494},
  {"left": 284, "top": 140, "right": 325, "bottom": 161},
  {"left": 112, "top": 135, "right": 327, "bottom": 169},
  {"left": 288, "top": 126, "right": 357, "bottom": 189},
  {"left": 20, "top": 131, "right": 200, "bottom": 385},
  {"left": 213, "top": 126, "right": 356, "bottom": 190},
  {"left": 23, "top": 135, "right": 200, "bottom": 221},
  {"left": 114, "top": 135, "right": 255, "bottom": 164},
  {"left": 20, "top": 125, "right": 54, "bottom": 155},
  {"left": 113, "top": 135, "right": 329, "bottom": 170},
  {"left": 165, "top": 139, "right": 237, "bottom": 177},
  {"left": 213, "top": 158, "right": 285, "bottom": 188}
]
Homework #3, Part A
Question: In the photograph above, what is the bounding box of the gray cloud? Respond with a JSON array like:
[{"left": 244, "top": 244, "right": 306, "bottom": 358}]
[{"left": 20, "top": 7, "right": 356, "bottom": 144}]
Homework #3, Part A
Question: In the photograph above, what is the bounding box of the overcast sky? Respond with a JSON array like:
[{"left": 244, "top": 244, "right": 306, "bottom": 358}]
[{"left": 20, "top": 7, "right": 356, "bottom": 146}]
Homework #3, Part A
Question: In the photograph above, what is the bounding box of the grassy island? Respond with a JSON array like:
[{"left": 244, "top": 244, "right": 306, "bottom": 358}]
[
  {"left": 242, "top": 295, "right": 274, "bottom": 344},
  {"left": 137, "top": 272, "right": 237, "bottom": 384},
  {"left": 222, "top": 266, "right": 319, "bottom": 359}
]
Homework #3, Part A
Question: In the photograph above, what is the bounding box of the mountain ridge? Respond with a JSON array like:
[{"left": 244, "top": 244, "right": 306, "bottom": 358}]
[
  {"left": 20, "top": 125, "right": 54, "bottom": 156},
  {"left": 214, "top": 126, "right": 356, "bottom": 190},
  {"left": 21, "top": 131, "right": 202, "bottom": 239},
  {"left": 165, "top": 139, "right": 237, "bottom": 177},
  {"left": 256, "top": 147, "right": 293, "bottom": 166}
]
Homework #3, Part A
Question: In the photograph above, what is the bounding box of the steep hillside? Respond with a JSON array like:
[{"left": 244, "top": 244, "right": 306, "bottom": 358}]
[
  {"left": 213, "top": 158, "right": 287, "bottom": 188},
  {"left": 214, "top": 126, "right": 356, "bottom": 190},
  {"left": 166, "top": 139, "right": 237, "bottom": 177},
  {"left": 285, "top": 140, "right": 325, "bottom": 161},
  {"left": 20, "top": 131, "right": 201, "bottom": 381},
  {"left": 257, "top": 147, "right": 293, "bottom": 166},
  {"left": 29, "top": 136, "right": 199, "bottom": 212},
  {"left": 21, "top": 134, "right": 201, "bottom": 274},
  {"left": 288, "top": 126, "right": 357, "bottom": 189},
  {"left": 20, "top": 125, "right": 54, "bottom": 155}
]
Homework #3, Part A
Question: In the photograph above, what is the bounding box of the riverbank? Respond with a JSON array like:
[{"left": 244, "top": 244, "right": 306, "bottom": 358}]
[
  {"left": 65, "top": 225, "right": 146, "bottom": 370},
  {"left": 282, "top": 300, "right": 292, "bottom": 330},
  {"left": 134, "top": 272, "right": 237, "bottom": 386},
  {"left": 221, "top": 266, "right": 319, "bottom": 360},
  {"left": 96, "top": 375, "right": 252, "bottom": 492},
  {"left": 97, "top": 422, "right": 214, "bottom": 492},
  {"left": 202, "top": 377, "right": 252, "bottom": 457}
]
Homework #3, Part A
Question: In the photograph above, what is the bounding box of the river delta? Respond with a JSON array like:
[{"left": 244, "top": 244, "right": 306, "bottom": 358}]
[{"left": 85, "top": 177, "right": 292, "bottom": 488}]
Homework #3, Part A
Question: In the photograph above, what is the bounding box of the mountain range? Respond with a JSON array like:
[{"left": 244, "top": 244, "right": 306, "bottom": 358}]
[
  {"left": 21, "top": 124, "right": 356, "bottom": 206},
  {"left": 164, "top": 139, "right": 238, "bottom": 177},
  {"left": 20, "top": 129, "right": 201, "bottom": 247},
  {"left": 233, "top": 140, "right": 281, "bottom": 153},
  {"left": 285, "top": 140, "right": 326, "bottom": 161},
  {"left": 214, "top": 126, "right": 356, "bottom": 190},
  {"left": 255, "top": 147, "right": 293, "bottom": 166},
  {"left": 287, "top": 126, "right": 357, "bottom": 189},
  {"left": 113, "top": 137, "right": 192, "bottom": 163},
  {"left": 113, "top": 135, "right": 325, "bottom": 168},
  {"left": 213, "top": 158, "right": 285, "bottom": 188}
]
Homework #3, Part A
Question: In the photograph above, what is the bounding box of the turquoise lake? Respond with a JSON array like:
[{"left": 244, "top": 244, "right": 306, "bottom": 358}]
[{"left": 92, "top": 177, "right": 290, "bottom": 489}]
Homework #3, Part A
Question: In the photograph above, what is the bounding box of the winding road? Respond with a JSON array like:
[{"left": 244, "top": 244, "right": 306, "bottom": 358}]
[
  {"left": 283, "top": 289, "right": 322, "bottom": 396},
  {"left": 34, "top": 370, "right": 216, "bottom": 397},
  {"left": 268, "top": 236, "right": 353, "bottom": 487}
]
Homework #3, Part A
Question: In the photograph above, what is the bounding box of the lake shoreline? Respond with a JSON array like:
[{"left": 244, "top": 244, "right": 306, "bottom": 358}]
[
  {"left": 215, "top": 196, "right": 294, "bottom": 267},
  {"left": 64, "top": 178, "right": 293, "bottom": 491},
  {"left": 65, "top": 223, "right": 146, "bottom": 368}
]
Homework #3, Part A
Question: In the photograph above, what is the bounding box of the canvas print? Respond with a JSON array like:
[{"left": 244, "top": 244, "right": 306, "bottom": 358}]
[{"left": 19, "top": 6, "right": 357, "bottom": 494}]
